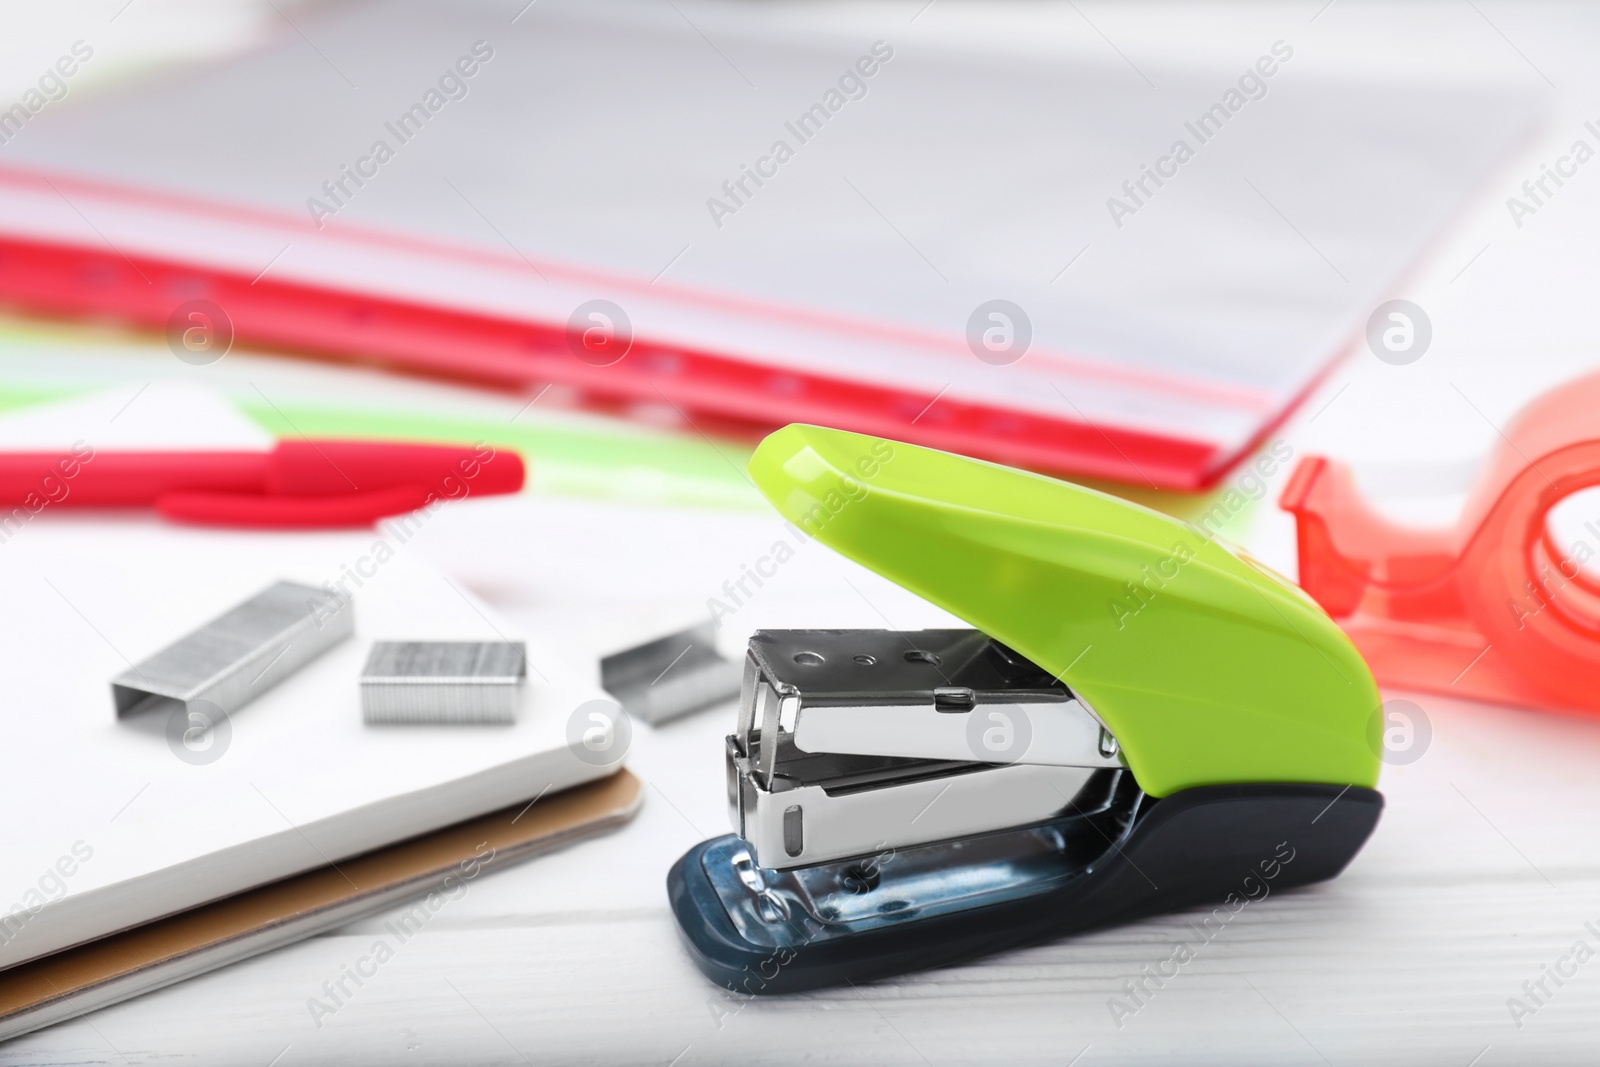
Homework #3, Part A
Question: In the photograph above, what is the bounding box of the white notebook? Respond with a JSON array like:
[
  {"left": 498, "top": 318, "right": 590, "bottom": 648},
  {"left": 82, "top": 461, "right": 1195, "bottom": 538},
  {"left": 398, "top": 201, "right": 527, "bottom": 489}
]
[{"left": 0, "top": 514, "right": 616, "bottom": 971}]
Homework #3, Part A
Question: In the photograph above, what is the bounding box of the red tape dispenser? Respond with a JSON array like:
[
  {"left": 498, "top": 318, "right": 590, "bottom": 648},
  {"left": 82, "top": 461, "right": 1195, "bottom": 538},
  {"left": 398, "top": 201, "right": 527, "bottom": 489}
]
[{"left": 1280, "top": 371, "right": 1600, "bottom": 715}]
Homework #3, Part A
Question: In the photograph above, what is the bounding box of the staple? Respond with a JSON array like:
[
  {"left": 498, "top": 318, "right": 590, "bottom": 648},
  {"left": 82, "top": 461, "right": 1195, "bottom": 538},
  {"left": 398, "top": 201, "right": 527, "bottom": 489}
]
[
  {"left": 600, "top": 622, "right": 740, "bottom": 725},
  {"left": 361, "top": 641, "right": 526, "bottom": 725},
  {"left": 111, "top": 581, "right": 353, "bottom": 720}
]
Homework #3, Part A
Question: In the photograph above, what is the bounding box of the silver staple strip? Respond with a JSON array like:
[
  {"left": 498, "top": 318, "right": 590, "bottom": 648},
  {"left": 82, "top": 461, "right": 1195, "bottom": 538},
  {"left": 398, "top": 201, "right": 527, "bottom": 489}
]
[
  {"left": 360, "top": 641, "right": 526, "bottom": 724},
  {"left": 111, "top": 581, "right": 354, "bottom": 719},
  {"left": 600, "top": 622, "right": 741, "bottom": 725}
]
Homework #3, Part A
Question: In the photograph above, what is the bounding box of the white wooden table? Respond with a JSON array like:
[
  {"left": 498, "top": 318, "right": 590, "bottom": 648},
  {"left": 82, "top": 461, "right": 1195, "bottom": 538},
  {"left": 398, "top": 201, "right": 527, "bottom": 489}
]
[
  {"left": 4, "top": 643, "right": 1599, "bottom": 1067},
  {"left": 6, "top": 0, "right": 1600, "bottom": 1063}
]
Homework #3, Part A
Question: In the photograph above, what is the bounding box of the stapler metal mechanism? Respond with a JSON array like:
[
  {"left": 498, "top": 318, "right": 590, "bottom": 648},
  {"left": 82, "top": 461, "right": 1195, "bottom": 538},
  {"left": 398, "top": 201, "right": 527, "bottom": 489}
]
[{"left": 668, "top": 424, "right": 1386, "bottom": 992}]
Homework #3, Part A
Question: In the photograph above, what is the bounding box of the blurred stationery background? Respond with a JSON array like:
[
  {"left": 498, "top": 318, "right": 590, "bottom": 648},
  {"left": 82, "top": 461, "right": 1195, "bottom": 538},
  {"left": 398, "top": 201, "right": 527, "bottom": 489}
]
[
  {"left": 6, "top": 0, "right": 1600, "bottom": 1057},
  {"left": 0, "top": 0, "right": 1544, "bottom": 487}
]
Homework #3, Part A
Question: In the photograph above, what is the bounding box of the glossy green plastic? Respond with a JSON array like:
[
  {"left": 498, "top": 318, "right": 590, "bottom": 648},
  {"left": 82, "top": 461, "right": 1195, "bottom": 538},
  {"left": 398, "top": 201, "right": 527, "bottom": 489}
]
[{"left": 747, "top": 424, "right": 1381, "bottom": 798}]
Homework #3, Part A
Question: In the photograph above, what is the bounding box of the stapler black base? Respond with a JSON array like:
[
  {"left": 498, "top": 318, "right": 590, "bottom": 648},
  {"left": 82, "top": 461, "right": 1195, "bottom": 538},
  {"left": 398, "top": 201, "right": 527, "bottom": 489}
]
[{"left": 668, "top": 773, "right": 1382, "bottom": 995}]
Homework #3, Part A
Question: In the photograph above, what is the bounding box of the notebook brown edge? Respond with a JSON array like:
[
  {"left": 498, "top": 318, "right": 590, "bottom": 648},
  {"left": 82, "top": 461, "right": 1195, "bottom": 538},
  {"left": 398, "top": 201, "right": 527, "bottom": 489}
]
[{"left": 0, "top": 768, "right": 642, "bottom": 1030}]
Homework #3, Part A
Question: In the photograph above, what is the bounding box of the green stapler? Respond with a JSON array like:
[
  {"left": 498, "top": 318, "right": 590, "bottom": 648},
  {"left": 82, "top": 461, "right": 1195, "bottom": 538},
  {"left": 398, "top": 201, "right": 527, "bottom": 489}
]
[{"left": 668, "top": 424, "right": 1383, "bottom": 993}]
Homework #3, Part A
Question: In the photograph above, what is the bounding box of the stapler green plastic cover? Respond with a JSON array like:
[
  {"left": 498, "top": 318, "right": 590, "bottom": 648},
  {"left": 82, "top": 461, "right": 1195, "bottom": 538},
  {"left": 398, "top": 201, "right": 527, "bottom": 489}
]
[{"left": 668, "top": 425, "right": 1384, "bottom": 993}]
